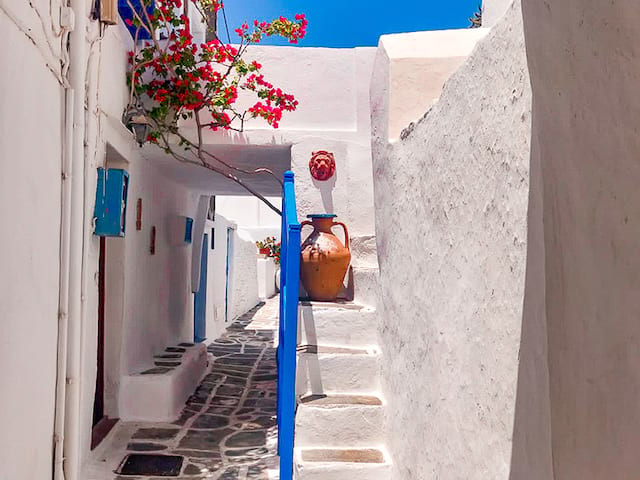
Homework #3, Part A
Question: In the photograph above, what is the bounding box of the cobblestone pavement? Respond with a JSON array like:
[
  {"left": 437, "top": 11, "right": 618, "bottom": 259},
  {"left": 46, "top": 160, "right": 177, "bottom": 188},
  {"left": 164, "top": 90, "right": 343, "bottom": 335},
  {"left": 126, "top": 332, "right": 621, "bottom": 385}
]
[{"left": 113, "top": 300, "right": 280, "bottom": 480}]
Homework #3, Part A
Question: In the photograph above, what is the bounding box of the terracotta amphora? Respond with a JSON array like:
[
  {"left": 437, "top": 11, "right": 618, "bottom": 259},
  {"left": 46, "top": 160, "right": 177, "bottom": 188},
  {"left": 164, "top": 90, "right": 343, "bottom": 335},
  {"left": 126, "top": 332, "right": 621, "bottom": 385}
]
[{"left": 300, "top": 214, "right": 351, "bottom": 302}]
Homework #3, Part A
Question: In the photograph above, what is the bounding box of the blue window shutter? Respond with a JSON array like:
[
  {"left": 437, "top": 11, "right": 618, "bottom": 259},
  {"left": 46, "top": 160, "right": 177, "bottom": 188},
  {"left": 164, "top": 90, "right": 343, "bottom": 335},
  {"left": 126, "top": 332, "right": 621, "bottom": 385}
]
[
  {"left": 94, "top": 168, "right": 130, "bottom": 237},
  {"left": 118, "top": 0, "right": 155, "bottom": 40}
]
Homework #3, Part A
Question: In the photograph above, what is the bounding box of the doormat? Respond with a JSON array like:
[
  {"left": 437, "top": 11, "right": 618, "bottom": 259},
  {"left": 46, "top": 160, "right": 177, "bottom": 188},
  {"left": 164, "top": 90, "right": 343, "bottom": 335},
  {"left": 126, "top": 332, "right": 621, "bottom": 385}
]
[{"left": 116, "top": 454, "right": 184, "bottom": 476}]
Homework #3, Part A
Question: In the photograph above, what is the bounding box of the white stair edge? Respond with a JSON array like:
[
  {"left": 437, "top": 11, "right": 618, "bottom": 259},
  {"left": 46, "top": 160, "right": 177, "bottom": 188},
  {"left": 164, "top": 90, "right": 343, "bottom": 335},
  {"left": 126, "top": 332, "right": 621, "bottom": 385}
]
[
  {"left": 294, "top": 447, "right": 391, "bottom": 480},
  {"left": 295, "top": 401, "right": 384, "bottom": 448},
  {"left": 296, "top": 350, "right": 381, "bottom": 396}
]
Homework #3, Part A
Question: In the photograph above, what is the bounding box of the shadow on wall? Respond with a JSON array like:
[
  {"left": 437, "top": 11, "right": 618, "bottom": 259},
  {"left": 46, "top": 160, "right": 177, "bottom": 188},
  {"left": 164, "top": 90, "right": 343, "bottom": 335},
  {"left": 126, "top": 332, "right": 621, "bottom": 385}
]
[
  {"left": 508, "top": 131, "right": 553, "bottom": 479},
  {"left": 512, "top": 0, "right": 640, "bottom": 478},
  {"left": 296, "top": 307, "right": 325, "bottom": 396},
  {"left": 312, "top": 172, "right": 336, "bottom": 213}
]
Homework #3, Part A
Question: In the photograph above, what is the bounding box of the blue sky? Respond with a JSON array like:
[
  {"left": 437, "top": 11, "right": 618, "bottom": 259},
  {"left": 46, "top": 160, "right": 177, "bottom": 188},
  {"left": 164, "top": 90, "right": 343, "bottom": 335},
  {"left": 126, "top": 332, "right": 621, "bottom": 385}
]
[{"left": 218, "top": 1, "right": 481, "bottom": 48}]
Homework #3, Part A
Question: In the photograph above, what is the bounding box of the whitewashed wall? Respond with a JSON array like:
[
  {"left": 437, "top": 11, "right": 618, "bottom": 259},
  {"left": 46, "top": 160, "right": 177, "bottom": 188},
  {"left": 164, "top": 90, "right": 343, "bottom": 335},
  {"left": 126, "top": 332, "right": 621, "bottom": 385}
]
[
  {"left": 483, "top": 0, "right": 512, "bottom": 27},
  {"left": 0, "top": 7, "right": 378, "bottom": 479},
  {"left": 118, "top": 161, "right": 199, "bottom": 376},
  {"left": 371, "top": 2, "right": 534, "bottom": 478},
  {"left": 522, "top": 0, "right": 640, "bottom": 477},
  {"left": 203, "top": 214, "right": 261, "bottom": 341},
  {"left": 217, "top": 195, "right": 281, "bottom": 245},
  {"left": 203, "top": 47, "right": 378, "bottom": 243},
  {"left": 74, "top": 16, "right": 206, "bottom": 474},
  {"left": 372, "top": 28, "right": 489, "bottom": 142},
  {"left": 0, "top": 2, "right": 65, "bottom": 479},
  {"left": 216, "top": 195, "right": 281, "bottom": 229},
  {"left": 227, "top": 228, "right": 260, "bottom": 322}
]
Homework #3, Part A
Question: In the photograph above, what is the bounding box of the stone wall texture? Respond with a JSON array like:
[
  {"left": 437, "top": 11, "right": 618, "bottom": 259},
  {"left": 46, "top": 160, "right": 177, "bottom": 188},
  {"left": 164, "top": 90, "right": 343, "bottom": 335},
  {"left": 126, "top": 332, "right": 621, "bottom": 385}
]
[{"left": 372, "top": 2, "right": 533, "bottom": 479}]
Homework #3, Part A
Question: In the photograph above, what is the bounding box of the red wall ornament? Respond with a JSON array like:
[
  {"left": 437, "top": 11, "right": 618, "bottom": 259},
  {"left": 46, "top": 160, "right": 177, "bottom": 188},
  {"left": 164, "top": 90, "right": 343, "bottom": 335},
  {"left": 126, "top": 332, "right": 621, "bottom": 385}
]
[
  {"left": 150, "top": 226, "right": 156, "bottom": 255},
  {"left": 309, "top": 151, "right": 336, "bottom": 181},
  {"left": 136, "top": 198, "right": 143, "bottom": 231}
]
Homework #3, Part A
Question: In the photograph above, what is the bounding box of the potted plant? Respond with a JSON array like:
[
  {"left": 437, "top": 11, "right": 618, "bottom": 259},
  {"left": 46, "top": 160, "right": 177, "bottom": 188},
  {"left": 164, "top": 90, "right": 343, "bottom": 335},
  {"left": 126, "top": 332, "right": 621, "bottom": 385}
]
[
  {"left": 267, "top": 237, "right": 281, "bottom": 266},
  {"left": 266, "top": 237, "right": 281, "bottom": 291},
  {"left": 255, "top": 240, "right": 270, "bottom": 258}
]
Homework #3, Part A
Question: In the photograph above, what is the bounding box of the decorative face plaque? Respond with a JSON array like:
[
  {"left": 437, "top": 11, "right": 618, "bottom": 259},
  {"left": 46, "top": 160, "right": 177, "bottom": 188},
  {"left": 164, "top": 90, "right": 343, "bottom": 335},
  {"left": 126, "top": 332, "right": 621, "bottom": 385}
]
[{"left": 309, "top": 150, "right": 336, "bottom": 181}]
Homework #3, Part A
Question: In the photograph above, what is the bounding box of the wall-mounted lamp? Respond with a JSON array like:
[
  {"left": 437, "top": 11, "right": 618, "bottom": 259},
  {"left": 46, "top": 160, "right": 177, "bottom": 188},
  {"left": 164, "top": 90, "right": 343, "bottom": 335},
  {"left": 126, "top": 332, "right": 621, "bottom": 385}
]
[
  {"left": 98, "top": 0, "right": 118, "bottom": 24},
  {"left": 123, "top": 106, "right": 151, "bottom": 146}
]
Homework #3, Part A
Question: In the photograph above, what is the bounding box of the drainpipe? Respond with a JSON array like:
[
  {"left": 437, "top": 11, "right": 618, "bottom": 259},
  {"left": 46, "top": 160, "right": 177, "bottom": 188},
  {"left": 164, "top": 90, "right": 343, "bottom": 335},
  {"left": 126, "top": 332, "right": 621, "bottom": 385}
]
[{"left": 59, "top": 0, "right": 87, "bottom": 478}]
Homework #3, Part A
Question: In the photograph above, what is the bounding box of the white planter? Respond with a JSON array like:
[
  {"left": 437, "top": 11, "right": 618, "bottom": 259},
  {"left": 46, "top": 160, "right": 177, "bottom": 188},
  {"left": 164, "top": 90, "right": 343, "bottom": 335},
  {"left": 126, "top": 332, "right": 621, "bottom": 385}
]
[
  {"left": 275, "top": 267, "right": 281, "bottom": 292},
  {"left": 257, "top": 258, "right": 276, "bottom": 300}
]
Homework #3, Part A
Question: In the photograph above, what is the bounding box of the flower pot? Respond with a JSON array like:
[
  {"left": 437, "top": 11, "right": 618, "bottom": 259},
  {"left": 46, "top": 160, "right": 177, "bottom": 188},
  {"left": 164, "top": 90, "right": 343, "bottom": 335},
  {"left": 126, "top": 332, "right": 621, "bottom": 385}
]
[
  {"left": 300, "top": 214, "right": 350, "bottom": 302},
  {"left": 275, "top": 267, "right": 281, "bottom": 292}
]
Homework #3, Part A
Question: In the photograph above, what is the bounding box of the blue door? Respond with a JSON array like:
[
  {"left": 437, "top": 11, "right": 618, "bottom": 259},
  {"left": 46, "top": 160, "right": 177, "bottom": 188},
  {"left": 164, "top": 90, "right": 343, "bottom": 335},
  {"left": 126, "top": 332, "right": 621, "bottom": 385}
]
[{"left": 194, "top": 233, "right": 208, "bottom": 343}]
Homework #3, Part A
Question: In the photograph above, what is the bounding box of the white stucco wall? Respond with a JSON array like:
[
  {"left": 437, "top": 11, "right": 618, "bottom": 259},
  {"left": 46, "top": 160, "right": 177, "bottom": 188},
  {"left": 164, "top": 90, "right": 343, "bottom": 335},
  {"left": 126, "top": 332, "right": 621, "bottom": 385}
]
[
  {"left": 1, "top": 8, "right": 379, "bottom": 479},
  {"left": 216, "top": 195, "right": 281, "bottom": 230},
  {"left": 200, "top": 46, "right": 378, "bottom": 246},
  {"left": 227, "top": 228, "right": 260, "bottom": 322},
  {"left": 483, "top": 0, "right": 513, "bottom": 27},
  {"left": 373, "top": 28, "right": 489, "bottom": 141},
  {"left": 0, "top": 4, "right": 64, "bottom": 478},
  {"left": 73, "top": 16, "right": 209, "bottom": 472},
  {"left": 371, "top": 3, "right": 533, "bottom": 479},
  {"left": 118, "top": 160, "right": 198, "bottom": 375},
  {"left": 204, "top": 214, "right": 263, "bottom": 340},
  {"left": 522, "top": 0, "right": 640, "bottom": 477}
]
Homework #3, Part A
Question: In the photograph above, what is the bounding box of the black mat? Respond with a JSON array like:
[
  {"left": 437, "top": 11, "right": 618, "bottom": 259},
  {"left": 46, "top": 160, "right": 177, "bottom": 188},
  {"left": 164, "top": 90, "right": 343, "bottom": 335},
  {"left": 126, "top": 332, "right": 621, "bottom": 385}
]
[{"left": 117, "top": 454, "right": 183, "bottom": 476}]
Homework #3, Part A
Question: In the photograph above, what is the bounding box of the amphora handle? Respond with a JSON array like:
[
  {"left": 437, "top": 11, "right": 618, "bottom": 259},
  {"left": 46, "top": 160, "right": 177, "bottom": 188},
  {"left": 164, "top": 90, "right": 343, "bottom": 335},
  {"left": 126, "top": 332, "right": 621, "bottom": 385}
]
[
  {"left": 332, "top": 221, "right": 350, "bottom": 250},
  {"left": 300, "top": 220, "right": 314, "bottom": 233}
]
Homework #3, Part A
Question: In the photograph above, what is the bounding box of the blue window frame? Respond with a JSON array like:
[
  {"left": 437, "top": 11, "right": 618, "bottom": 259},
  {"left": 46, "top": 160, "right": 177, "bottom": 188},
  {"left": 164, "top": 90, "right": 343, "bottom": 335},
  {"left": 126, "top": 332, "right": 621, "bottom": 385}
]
[{"left": 118, "top": 0, "right": 154, "bottom": 40}]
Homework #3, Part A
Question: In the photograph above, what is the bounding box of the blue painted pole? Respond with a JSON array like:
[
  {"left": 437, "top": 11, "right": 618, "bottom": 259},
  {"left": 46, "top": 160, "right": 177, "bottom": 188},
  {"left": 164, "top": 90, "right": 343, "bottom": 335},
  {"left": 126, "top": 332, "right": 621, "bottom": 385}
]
[
  {"left": 277, "top": 192, "right": 286, "bottom": 452},
  {"left": 279, "top": 224, "right": 300, "bottom": 480},
  {"left": 277, "top": 171, "right": 300, "bottom": 480}
]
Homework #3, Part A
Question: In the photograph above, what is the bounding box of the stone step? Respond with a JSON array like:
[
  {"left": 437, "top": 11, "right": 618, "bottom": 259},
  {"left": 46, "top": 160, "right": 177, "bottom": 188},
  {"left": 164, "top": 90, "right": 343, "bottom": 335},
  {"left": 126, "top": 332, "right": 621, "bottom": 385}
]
[
  {"left": 342, "top": 266, "right": 380, "bottom": 309},
  {"left": 120, "top": 343, "right": 208, "bottom": 422},
  {"left": 298, "top": 304, "right": 378, "bottom": 348},
  {"left": 294, "top": 448, "right": 391, "bottom": 480},
  {"left": 296, "top": 345, "right": 380, "bottom": 395},
  {"left": 295, "top": 394, "right": 384, "bottom": 448}
]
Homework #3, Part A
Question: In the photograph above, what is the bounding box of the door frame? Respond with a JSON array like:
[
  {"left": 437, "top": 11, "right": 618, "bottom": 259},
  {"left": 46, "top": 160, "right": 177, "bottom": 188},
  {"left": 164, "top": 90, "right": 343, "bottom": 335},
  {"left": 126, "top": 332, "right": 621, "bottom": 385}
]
[
  {"left": 91, "top": 237, "right": 118, "bottom": 449},
  {"left": 194, "top": 233, "right": 208, "bottom": 343}
]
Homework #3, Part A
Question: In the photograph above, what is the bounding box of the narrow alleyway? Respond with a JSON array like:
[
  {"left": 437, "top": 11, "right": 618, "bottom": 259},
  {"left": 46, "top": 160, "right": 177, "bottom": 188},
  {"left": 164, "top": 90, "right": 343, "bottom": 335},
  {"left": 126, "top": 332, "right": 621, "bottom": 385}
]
[{"left": 97, "top": 299, "right": 280, "bottom": 480}]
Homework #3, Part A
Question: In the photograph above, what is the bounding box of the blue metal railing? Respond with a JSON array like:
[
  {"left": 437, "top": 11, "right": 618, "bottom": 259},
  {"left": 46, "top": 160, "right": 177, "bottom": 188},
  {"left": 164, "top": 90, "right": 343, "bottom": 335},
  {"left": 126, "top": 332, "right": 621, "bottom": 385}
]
[{"left": 277, "top": 171, "right": 301, "bottom": 480}]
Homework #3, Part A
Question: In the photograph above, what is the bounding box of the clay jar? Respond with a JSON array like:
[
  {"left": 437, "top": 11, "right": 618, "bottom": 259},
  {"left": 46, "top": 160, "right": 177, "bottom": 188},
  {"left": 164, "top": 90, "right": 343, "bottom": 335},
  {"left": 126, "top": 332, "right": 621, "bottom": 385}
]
[{"left": 300, "top": 214, "right": 351, "bottom": 302}]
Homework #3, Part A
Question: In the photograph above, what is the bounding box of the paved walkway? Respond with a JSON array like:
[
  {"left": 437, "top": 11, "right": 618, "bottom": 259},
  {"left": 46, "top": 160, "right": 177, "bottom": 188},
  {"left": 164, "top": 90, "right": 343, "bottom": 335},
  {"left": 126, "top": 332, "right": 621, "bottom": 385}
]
[{"left": 107, "top": 299, "right": 280, "bottom": 480}]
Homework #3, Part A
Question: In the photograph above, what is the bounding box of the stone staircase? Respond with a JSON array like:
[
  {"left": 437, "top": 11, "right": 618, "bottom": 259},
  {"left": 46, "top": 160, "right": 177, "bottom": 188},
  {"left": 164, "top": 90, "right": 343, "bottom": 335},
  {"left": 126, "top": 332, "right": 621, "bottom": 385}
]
[{"left": 293, "top": 301, "right": 391, "bottom": 479}]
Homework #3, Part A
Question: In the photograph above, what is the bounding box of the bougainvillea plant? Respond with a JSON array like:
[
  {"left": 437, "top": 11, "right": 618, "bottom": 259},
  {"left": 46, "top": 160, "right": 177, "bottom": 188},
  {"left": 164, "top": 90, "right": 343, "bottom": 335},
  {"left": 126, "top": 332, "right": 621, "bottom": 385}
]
[{"left": 124, "top": 0, "right": 308, "bottom": 214}]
